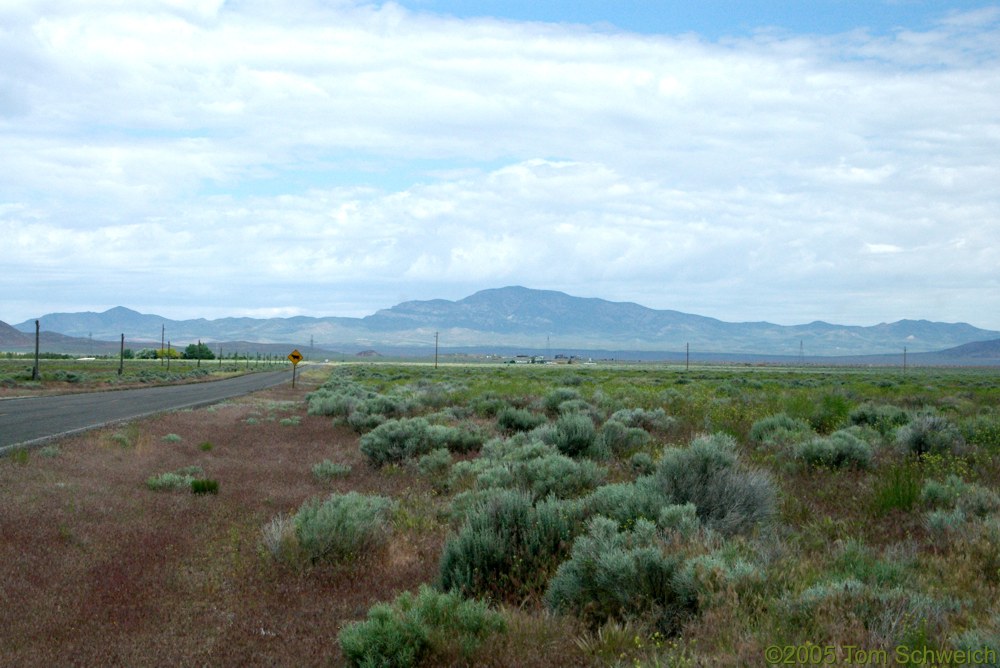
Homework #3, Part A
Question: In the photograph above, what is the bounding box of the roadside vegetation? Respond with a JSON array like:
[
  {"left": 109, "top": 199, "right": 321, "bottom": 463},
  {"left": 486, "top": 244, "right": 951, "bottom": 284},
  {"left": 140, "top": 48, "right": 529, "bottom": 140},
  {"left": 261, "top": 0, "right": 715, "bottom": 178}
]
[
  {"left": 3, "top": 362, "right": 1000, "bottom": 665},
  {"left": 0, "top": 357, "right": 284, "bottom": 396}
]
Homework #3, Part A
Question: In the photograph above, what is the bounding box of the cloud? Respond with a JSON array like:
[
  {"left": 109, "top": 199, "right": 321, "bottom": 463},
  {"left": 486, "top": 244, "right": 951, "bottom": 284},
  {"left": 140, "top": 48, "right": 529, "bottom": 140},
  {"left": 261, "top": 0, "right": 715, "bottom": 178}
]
[{"left": 1, "top": 2, "right": 999, "bottom": 329}]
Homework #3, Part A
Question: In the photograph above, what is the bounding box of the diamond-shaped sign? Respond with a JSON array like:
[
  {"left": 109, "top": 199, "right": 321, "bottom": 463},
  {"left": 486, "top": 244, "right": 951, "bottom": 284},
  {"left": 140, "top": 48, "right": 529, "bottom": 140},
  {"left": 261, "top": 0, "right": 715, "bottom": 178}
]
[{"left": 287, "top": 349, "right": 303, "bottom": 365}]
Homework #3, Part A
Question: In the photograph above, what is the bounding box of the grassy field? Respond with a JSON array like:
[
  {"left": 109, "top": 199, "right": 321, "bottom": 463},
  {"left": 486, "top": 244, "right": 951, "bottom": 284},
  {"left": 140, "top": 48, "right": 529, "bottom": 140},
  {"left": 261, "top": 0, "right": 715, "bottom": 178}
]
[
  {"left": 2, "top": 362, "right": 1000, "bottom": 666},
  {"left": 0, "top": 357, "right": 286, "bottom": 397}
]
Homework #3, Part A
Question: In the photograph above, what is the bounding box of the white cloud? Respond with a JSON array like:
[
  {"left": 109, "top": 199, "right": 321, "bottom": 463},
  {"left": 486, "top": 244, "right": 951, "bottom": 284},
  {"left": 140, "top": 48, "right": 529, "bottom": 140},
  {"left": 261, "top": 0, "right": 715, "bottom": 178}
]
[{"left": 1, "top": 2, "right": 999, "bottom": 330}]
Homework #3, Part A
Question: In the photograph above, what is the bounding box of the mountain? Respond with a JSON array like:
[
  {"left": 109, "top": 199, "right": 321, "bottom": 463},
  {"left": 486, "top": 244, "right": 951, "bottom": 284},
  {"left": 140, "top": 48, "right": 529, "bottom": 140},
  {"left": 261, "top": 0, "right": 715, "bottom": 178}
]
[{"left": 11, "top": 286, "right": 1000, "bottom": 357}]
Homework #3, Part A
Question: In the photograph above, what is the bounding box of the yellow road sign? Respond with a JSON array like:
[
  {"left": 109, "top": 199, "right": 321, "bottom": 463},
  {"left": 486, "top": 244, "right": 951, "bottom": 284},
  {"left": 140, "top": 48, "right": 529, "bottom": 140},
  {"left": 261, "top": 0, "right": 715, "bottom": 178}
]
[{"left": 288, "top": 349, "right": 303, "bottom": 365}]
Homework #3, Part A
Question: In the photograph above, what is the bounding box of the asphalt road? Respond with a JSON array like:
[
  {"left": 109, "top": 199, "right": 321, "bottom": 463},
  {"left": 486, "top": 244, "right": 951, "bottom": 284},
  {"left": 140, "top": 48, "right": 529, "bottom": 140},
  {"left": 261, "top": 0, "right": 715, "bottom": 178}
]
[{"left": 0, "top": 370, "right": 292, "bottom": 452}]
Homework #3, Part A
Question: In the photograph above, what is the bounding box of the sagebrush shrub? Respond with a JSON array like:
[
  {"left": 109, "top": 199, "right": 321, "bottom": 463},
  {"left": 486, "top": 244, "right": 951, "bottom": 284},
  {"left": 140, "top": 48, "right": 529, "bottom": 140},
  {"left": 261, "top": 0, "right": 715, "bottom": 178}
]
[
  {"left": 292, "top": 491, "right": 396, "bottom": 564},
  {"left": 543, "top": 387, "right": 582, "bottom": 415},
  {"left": 652, "top": 433, "right": 776, "bottom": 536},
  {"left": 896, "top": 414, "right": 966, "bottom": 457},
  {"left": 359, "top": 417, "right": 433, "bottom": 467},
  {"left": 146, "top": 465, "right": 204, "bottom": 491},
  {"left": 599, "top": 420, "right": 652, "bottom": 457},
  {"left": 545, "top": 516, "right": 689, "bottom": 632},
  {"left": 312, "top": 459, "right": 352, "bottom": 481},
  {"left": 439, "top": 489, "right": 579, "bottom": 601},
  {"left": 497, "top": 406, "right": 547, "bottom": 433},
  {"left": 338, "top": 585, "right": 506, "bottom": 668},
  {"left": 547, "top": 412, "right": 598, "bottom": 458},
  {"left": 850, "top": 403, "right": 910, "bottom": 437},
  {"left": 608, "top": 407, "right": 677, "bottom": 434},
  {"left": 426, "top": 423, "right": 485, "bottom": 454},
  {"left": 581, "top": 479, "right": 665, "bottom": 527},
  {"left": 792, "top": 429, "right": 873, "bottom": 469},
  {"left": 749, "top": 413, "right": 813, "bottom": 447}
]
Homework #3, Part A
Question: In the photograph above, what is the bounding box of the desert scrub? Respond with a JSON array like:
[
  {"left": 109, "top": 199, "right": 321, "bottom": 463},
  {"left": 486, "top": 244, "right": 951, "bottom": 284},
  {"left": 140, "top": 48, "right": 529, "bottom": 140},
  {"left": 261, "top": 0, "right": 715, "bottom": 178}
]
[
  {"left": 651, "top": 433, "right": 776, "bottom": 536},
  {"left": 439, "top": 488, "right": 580, "bottom": 602},
  {"left": 598, "top": 419, "right": 652, "bottom": 457},
  {"left": 896, "top": 414, "right": 966, "bottom": 457},
  {"left": 496, "top": 406, "right": 547, "bottom": 433},
  {"left": 448, "top": 437, "right": 606, "bottom": 500},
  {"left": 146, "top": 466, "right": 204, "bottom": 491},
  {"left": 778, "top": 579, "right": 958, "bottom": 648},
  {"left": 312, "top": 459, "right": 352, "bottom": 481},
  {"left": 792, "top": 428, "right": 873, "bottom": 470},
  {"left": 608, "top": 407, "right": 677, "bottom": 434},
  {"left": 546, "top": 412, "right": 599, "bottom": 458},
  {"left": 290, "top": 491, "right": 396, "bottom": 565},
  {"left": 359, "top": 417, "right": 433, "bottom": 467},
  {"left": 426, "top": 422, "right": 486, "bottom": 454},
  {"left": 542, "top": 387, "right": 583, "bottom": 415},
  {"left": 338, "top": 584, "right": 505, "bottom": 667},
  {"left": 850, "top": 403, "right": 910, "bottom": 438},
  {"left": 545, "top": 516, "right": 691, "bottom": 632},
  {"left": 161, "top": 433, "right": 183, "bottom": 443},
  {"left": 749, "top": 413, "right": 813, "bottom": 448}
]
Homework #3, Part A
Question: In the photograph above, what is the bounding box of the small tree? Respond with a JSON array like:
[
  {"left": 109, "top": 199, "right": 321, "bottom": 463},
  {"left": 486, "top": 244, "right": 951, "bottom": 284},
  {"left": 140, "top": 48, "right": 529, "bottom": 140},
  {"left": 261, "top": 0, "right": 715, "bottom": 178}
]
[{"left": 182, "top": 342, "right": 215, "bottom": 360}]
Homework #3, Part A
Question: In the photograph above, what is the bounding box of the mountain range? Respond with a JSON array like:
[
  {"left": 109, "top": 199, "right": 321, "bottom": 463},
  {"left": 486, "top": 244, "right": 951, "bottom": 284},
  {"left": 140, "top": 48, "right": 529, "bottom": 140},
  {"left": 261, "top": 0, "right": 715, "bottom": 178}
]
[{"left": 6, "top": 286, "right": 1000, "bottom": 359}]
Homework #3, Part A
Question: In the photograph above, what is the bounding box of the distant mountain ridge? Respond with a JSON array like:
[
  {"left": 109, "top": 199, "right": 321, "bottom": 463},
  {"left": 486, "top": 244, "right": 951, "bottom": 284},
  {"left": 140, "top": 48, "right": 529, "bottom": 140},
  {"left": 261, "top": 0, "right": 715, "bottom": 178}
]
[{"left": 10, "top": 286, "right": 1000, "bottom": 357}]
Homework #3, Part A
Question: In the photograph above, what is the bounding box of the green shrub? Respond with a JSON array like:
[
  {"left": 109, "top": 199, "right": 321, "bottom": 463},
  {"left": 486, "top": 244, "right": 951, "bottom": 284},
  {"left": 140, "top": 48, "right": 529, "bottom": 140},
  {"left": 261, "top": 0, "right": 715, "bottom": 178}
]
[
  {"left": 950, "top": 628, "right": 1000, "bottom": 667},
  {"left": 582, "top": 480, "right": 665, "bottom": 528},
  {"left": 497, "top": 406, "right": 547, "bottom": 433},
  {"left": 748, "top": 413, "right": 813, "bottom": 447},
  {"left": 426, "top": 423, "right": 485, "bottom": 454},
  {"left": 652, "top": 433, "right": 776, "bottom": 536},
  {"left": 38, "top": 445, "right": 61, "bottom": 458},
  {"left": 608, "top": 408, "right": 676, "bottom": 434},
  {"left": 162, "top": 433, "right": 182, "bottom": 443},
  {"left": 439, "top": 489, "right": 579, "bottom": 602},
  {"left": 792, "top": 429, "right": 873, "bottom": 469},
  {"left": 543, "top": 387, "right": 582, "bottom": 415},
  {"left": 545, "top": 516, "right": 690, "bottom": 632},
  {"left": 850, "top": 403, "right": 910, "bottom": 437},
  {"left": 146, "top": 466, "right": 204, "bottom": 491},
  {"left": 547, "top": 412, "right": 598, "bottom": 458},
  {"left": 921, "top": 475, "right": 967, "bottom": 509},
  {"left": 416, "top": 448, "right": 452, "bottom": 490},
  {"left": 808, "top": 394, "right": 852, "bottom": 433},
  {"left": 339, "top": 585, "right": 505, "bottom": 667},
  {"left": 292, "top": 491, "right": 396, "bottom": 564},
  {"left": 629, "top": 451, "right": 655, "bottom": 476},
  {"left": 359, "top": 417, "right": 433, "bottom": 467},
  {"left": 896, "top": 414, "right": 965, "bottom": 457},
  {"left": 312, "top": 459, "right": 352, "bottom": 481},
  {"left": 657, "top": 502, "right": 700, "bottom": 538},
  {"left": 191, "top": 478, "right": 219, "bottom": 494},
  {"left": 961, "top": 414, "right": 1000, "bottom": 451},
  {"left": 598, "top": 420, "right": 652, "bottom": 457},
  {"left": 198, "top": 441, "right": 214, "bottom": 452}
]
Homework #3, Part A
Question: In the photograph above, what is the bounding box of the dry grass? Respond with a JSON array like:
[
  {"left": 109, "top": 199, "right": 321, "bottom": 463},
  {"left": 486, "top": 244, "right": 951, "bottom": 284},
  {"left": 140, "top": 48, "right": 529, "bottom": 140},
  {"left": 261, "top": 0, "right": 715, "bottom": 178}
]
[{"left": 0, "top": 376, "right": 453, "bottom": 666}]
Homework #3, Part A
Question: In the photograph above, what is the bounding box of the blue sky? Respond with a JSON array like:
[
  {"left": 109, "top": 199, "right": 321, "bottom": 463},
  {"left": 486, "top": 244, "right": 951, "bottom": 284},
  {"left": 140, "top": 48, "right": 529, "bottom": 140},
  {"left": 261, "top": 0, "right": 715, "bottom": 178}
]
[
  {"left": 2, "top": 0, "right": 999, "bottom": 333},
  {"left": 401, "top": 0, "right": 983, "bottom": 37}
]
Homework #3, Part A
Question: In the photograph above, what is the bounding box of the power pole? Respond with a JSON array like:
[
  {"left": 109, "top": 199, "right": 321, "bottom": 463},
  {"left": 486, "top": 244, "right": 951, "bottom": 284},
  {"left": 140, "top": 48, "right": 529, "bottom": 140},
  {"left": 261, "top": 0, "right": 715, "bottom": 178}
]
[
  {"left": 118, "top": 333, "right": 125, "bottom": 375},
  {"left": 434, "top": 331, "right": 439, "bottom": 369},
  {"left": 32, "top": 320, "right": 40, "bottom": 381}
]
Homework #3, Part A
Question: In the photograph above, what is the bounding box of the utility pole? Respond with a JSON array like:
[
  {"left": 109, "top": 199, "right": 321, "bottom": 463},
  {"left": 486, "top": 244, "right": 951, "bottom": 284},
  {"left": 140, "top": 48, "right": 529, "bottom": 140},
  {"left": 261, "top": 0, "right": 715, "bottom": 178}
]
[
  {"left": 685, "top": 342, "right": 689, "bottom": 372},
  {"left": 32, "top": 320, "right": 40, "bottom": 381},
  {"left": 119, "top": 333, "right": 125, "bottom": 375},
  {"left": 167, "top": 341, "right": 171, "bottom": 371},
  {"left": 903, "top": 347, "right": 907, "bottom": 375},
  {"left": 434, "top": 331, "right": 439, "bottom": 369}
]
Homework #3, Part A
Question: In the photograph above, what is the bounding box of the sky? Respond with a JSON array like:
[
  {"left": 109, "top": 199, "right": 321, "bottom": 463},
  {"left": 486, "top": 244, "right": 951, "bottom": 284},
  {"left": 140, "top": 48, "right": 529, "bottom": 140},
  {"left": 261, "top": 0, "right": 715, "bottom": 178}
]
[{"left": 2, "top": 0, "right": 999, "bottom": 330}]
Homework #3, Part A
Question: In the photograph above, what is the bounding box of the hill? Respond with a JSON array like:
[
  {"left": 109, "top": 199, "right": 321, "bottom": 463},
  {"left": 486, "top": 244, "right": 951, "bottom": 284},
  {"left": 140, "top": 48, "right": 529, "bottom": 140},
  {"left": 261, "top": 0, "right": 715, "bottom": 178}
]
[{"left": 11, "top": 286, "right": 1000, "bottom": 357}]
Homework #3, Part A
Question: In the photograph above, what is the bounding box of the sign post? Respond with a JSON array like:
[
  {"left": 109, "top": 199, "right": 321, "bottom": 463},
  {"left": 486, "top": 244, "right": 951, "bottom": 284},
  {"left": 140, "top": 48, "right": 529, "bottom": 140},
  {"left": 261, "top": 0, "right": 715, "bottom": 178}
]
[{"left": 288, "top": 349, "right": 303, "bottom": 388}]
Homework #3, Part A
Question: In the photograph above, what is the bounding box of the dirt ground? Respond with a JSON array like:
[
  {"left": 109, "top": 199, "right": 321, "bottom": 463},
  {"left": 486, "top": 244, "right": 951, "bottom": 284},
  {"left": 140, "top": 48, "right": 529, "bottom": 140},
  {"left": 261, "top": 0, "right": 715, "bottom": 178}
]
[{"left": 0, "top": 375, "right": 450, "bottom": 667}]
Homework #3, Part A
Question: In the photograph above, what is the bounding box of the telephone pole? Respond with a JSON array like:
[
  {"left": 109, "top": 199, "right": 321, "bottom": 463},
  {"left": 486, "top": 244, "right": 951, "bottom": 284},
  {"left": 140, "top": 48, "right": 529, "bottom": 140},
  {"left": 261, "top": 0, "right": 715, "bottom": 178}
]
[{"left": 434, "top": 331, "right": 439, "bottom": 369}]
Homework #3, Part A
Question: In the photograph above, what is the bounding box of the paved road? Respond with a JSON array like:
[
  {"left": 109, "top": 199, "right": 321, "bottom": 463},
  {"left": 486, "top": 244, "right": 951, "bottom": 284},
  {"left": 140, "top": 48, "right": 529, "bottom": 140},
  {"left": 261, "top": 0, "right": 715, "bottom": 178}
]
[{"left": 0, "top": 370, "right": 292, "bottom": 452}]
